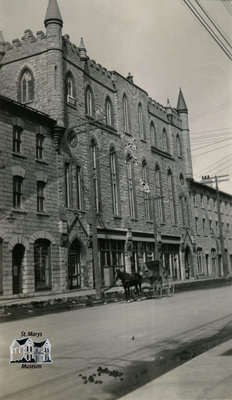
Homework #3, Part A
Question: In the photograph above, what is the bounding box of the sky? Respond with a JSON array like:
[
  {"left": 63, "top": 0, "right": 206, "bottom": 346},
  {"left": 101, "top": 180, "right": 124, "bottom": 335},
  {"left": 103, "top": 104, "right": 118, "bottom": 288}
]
[{"left": 0, "top": 0, "right": 231, "bottom": 193}]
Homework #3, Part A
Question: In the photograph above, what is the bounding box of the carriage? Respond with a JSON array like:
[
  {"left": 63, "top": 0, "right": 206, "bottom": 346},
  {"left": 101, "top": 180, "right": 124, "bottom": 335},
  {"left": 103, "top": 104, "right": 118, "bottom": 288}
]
[
  {"left": 141, "top": 260, "right": 175, "bottom": 299},
  {"left": 115, "top": 260, "right": 175, "bottom": 301}
]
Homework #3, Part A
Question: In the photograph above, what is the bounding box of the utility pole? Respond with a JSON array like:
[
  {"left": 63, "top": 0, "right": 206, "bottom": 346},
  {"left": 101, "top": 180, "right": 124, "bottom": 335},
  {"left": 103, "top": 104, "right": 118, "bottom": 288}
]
[{"left": 201, "top": 174, "right": 229, "bottom": 277}]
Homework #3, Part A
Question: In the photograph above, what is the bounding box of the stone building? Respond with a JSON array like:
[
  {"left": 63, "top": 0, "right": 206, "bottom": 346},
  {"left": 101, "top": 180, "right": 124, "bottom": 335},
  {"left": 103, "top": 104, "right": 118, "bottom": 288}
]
[{"left": 0, "top": 0, "right": 231, "bottom": 297}]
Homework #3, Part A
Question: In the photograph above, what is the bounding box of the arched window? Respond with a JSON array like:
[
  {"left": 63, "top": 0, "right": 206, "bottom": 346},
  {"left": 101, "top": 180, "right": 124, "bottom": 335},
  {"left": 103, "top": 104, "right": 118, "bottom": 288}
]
[
  {"left": 126, "top": 154, "right": 136, "bottom": 218},
  {"left": 167, "top": 170, "right": 176, "bottom": 223},
  {"left": 66, "top": 73, "right": 76, "bottom": 105},
  {"left": 123, "top": 94, "right": 130, "bottom": 132},
  {"left": 150, "top": 122, "right": 157, "bottom": 146},
  {"left": 19, "top": 69, "right": 34, "bottom": 103},
  {"left": 162, "top": 129, "right": 168, "bottom": 152},
  {"left": 155, "top": 165, "right": 164, "bottom": 222},
  {"left": 85, "top": 87, "right": 95, "bottom": 117},
  {"left": 91, "top": 139, "right": 101, "bottom": 212},
  {"left": 34, "top": 239, "right": 51, "bottom": 290},
  {"left": 138, "top": 103, "right": 145, "bottom": 140},
  {"left": 176, "top": 134, "right": 182, "bottom": 157},
  {"left": 105, "top": 97, "right": 114, "bottom": 127},
  {"left": 179, "top": 195, "right": 185, "bottom": 226},
  {"left": 110, "top": 147, "right": 120, "bottom": 215},
  {"left": 196, "top": 247, "right": 203, "bottom": 274},
  {"left": 142, "top": 160, "right": 151, "bottom": 220}
]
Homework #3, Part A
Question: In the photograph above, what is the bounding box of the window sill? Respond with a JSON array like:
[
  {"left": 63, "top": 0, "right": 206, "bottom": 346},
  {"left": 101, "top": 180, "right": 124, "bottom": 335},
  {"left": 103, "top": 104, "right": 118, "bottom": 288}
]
[
  {"left": 35, "top": 159, "right": 49, "bottom": 165},
  {"left": 140, "top": 138, "right": 147, "bottom": 143},
  {"left": 36, "top": 212, "right": 50, "bottom": 217},
  {"left": 130, "top": 218, "right": 138, "bottom": 222},
  {"left": 12, "top": 152, "right": 26, "bottom": 159},
  {"left": 12, "top": 208, "right": 27, "bottom": 214},
  {"left": 113, "top": 215, "right": 122, "bottom": 220},
  {"left": 123, "top": 131, "right": 132, "bottom": 136},
  {"left": 145, "top": 220, "right": 153, "bottom": 224},
  {"left": 67, "top": 102, "right": 77, "bottom": 110}
]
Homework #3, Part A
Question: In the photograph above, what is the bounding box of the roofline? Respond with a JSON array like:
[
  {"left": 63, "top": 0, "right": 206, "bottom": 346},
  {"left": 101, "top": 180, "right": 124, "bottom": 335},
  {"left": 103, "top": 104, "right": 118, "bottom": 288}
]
[
  {"left": 0, "top": 94, "right": 56, "bottom": 124},
  {"left": 111, "top": 71, "right": 148, "bottom": 96},
  {"left": 188, "top": 178, "right": 232, "bottom": 200}
]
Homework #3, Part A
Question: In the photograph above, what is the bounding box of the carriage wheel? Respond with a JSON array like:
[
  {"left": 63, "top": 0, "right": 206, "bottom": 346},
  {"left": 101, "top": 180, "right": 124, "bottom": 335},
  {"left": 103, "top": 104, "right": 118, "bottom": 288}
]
[
  {"left": 131, "top": 288, "right": 141, "bottom": 301},
  {"left": 142, "top": 286, "right": 154, "bottom": 299}
]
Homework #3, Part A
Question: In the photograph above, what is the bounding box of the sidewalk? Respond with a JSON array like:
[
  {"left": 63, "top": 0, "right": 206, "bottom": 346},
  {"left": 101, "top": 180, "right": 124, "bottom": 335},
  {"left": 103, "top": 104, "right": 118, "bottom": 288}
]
[
  {"left": 0, "top": 277, "right": 231, "bottom": 317},
  {"left": 119, "top": 339, "right": 232, "bottom": 400}
]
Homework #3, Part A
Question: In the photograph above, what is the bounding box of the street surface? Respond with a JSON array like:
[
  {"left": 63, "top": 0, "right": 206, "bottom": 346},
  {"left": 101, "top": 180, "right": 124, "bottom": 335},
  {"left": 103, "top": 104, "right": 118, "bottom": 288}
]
[{"left": 0, "top": 286, "right": 231, "bottom": 400}]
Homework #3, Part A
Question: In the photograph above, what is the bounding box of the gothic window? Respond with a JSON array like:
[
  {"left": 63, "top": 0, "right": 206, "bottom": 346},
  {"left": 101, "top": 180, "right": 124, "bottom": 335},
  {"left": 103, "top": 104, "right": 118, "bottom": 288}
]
[
  {"left": 34, "top": 239, "right": 51, "bottom": 290},
  {"left": 150, "top": 122, "right": 156, "bottom": 146},
  {"left": 105, "top": 97, "right": 114, "bottom": 127},
  {"left": 36, "top": 134, "right": 44, "bottom": 160},
  {"left": 138, "top": 103, "right": 145, "bottom": 140},
  {"left": 91, "top": 139, "right": 101, "bottom": 212},
  {"left": 13, "top": 176, "right": 23, "bottom": 208},
  {"left": 123, "top": 94, "right": 130, "bottom": 133},
  {"left": 37, "top": 181, "right": 45, "bottom": 212},
  {"left": 197, "top": 247, "right": 203, "bottom": 274},
  {"left": 142, "top": 160, "right": 151, "bottom": 220},
  {"left": 110, "top": 147, "right": 120, "bottom": 216},
  {"left": 176, "top": 134, "right": 182, "bottom": 157},
  {"left": 126, "top": 155, "right": 136, "bottom": 218},
  {"left": 85, "top": 87, "right": 95, "bottom": 117},
  {"left": 155, "top": 165, "right": 164, "bottom": 222},
  {"left": 162, "top": 128, "right": 168, "bottom": 152},
  {"left": 167, "top": 170, "right": 176, "bottom": 223},
  {"left": 13, "top": 126, "right": 23, "bottom": 153},
  {"left": 20, "top": 69, "right": 34, "bottom": 103},
  {"left": 76, "top": 166, "right": 84, "bottom": 211},
  {"left": 64, "top": 163, "right": 71, "bottom": 208},
  {"left": 179, "top": 195, "right": 185, "bottom": 226},
  {"left": 66, "top": 73, "right": 76, "bottom": 105}
]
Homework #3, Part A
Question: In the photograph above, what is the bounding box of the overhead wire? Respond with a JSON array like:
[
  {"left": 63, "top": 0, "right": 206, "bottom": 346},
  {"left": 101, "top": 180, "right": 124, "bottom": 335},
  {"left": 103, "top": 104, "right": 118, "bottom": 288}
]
[
  {"left": 195, "top": 0, "right": 232, "bottom": 50},
  {"left": 182, "top": 0, "right": 232, "bottom": 60},
  {"left": 191, "top": 126, "right": 232, "bottom": 135},
  {"left": 191, "top": 137, "right": 232, "bottom": 152},
  {"left": 189, "top": 102, "right": 232, "bottom": 121},
  {"left": 192, "top": 143, "right": 231, "bottom": 157},
  {"left": 194, "top": 154, "right": 232, "bottom": 178},
  {"left": 222, "top": 0, "right": 232, "bottom": 16}
]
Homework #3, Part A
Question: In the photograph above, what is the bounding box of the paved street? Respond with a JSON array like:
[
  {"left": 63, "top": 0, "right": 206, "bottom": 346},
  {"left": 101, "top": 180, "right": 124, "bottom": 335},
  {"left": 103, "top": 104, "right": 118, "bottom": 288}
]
[{"left": 0, "top": 286, "right": 232, "bottom": 400}]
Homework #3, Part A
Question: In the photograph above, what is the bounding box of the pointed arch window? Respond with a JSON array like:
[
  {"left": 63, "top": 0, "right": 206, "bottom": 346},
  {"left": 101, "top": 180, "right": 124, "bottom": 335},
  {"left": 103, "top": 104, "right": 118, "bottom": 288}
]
[
  {"left": 126, "top": 155, "right": 136, "bottom": 218},
  {"left": 110, "top": 147, "right": 120, "bottom": 216},
  {"left": 20, "top": 69, "right": 34, "bottom": 103},
  {"left": 138, "top": 103, "right": 145, "bottom": 140},
  {"left": 34, "top": 239, "right": 51, "bottom": 290},
  {"left": 66, "top": 73, "right": 76, "bottom": 105},
  {"left": 176, "top": 134, "right": 182, "bottom": 157},
  {"left": 91, "top": 139, "right": 101, "bottom": 212},
  {"left": 150, "top": 122, "right": 157, "bottom": 146},
  {"left": 86, "top": 87, "right": 95, "bottom": 117},
  {"left": 179, "top": 195, "right": 185, "bottom": 226},
  {"left": 155, "top": 166, "right": 164, "bottom": 222},
  {"left": 142, "top": 160, "right": 151, "bottom": 220},
  {"left": 167, "top": 170, "right": 176, "bottom": 223},
  {"left": 162, "top": 128, "right": 168, "bottom": 152},
  {"left": 105, "top": 97, "right": 114, "bottom": 127},
  {"left": 123, "top": 94, "right": 130, "bottom": 133}
]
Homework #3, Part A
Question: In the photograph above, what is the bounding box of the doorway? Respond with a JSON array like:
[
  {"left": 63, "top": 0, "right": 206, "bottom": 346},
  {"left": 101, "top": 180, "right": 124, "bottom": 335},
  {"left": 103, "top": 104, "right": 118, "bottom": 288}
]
[
  {"left": 68, "top": 239, "right": 82, "bottom": 289},
  {"left": 12, "top": 244, "right": 25, "bottom": 294}
]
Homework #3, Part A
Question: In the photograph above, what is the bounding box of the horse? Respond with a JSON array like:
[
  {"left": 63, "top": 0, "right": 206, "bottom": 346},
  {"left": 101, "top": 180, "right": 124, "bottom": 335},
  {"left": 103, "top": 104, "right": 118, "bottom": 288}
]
[{"left": 115, "top": 269, "right": 143, "bottom": 301}]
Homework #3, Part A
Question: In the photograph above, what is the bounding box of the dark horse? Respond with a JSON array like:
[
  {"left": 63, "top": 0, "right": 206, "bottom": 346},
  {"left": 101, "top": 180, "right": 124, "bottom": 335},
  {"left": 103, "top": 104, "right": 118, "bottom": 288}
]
[{"left": 115, "top": 269, "right": 143, "bottom": 301}]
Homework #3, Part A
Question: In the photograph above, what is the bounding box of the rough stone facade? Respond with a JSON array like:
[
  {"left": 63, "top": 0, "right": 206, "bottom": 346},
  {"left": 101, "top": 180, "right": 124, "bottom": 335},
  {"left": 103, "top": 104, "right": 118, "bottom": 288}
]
[{"left": 0, "top": 0, "right": 231, "bottom": 297}]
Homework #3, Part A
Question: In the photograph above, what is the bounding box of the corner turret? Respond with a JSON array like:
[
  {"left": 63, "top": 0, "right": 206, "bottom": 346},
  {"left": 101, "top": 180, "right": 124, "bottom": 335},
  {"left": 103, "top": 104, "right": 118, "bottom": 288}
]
[
  {"left": 177, "top": 88, "right": 188, "bottom": 114},
  {"left": 44, "top": 0, "right": 63, "bottom": 28},
  {"left": 79, "top": 38, "right": 87, "bottom": 68},
  {"left": 0, "top": 31, "right": 6, "bottom": 63}
]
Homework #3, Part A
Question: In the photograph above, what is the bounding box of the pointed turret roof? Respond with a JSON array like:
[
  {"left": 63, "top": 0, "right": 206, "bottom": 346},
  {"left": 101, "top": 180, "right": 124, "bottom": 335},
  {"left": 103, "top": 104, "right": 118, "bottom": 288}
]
[
  {"left": 79, "top": 37, "right": 86, "bottom": 50},
  {"left": 44, "top": 0, "right": 63, "bottom": 27},
  {"left": 177, "top": 88, "right": 188, "bottom": 113}
]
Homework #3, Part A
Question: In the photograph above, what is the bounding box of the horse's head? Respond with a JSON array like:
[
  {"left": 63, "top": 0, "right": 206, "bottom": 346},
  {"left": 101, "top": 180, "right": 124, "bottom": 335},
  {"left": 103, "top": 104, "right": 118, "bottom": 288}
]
[{"left": 115, "top": 269, "right": 121, "bottom": 282}]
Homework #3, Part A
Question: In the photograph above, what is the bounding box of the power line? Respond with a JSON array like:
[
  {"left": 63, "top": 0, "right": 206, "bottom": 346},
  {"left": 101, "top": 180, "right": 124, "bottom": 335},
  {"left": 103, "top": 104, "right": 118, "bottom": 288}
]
[
  {"left": 189, "top": 102, "right": 232, "bottom": 121},
  {"left": 196, "top": 0, "right": 232, "bottom": 50},
  {"left": 191, "top": 137, "right": 232, "bottom": 152},
  {"left": 191, "top": 134, "right": 232, "bottom": 143},
  {"left": 222, "top": 0, "right": 232, "bottom": 16},
  {"left": 192, "top": 143, "right": 231, "bottom": 157},
  {"left": 182, "top": 0, "right": 232, "bottom": 60},
  {"left": 194, "top": 153, "right": 232, "bottom": 177},
  {"left": 191, "top": 126, "right": 232, "bottom": 135}
]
